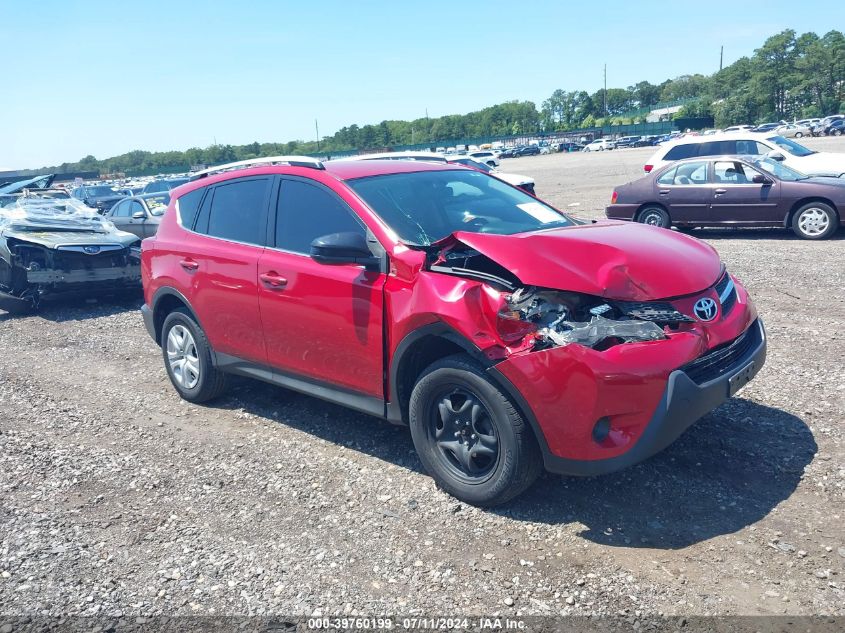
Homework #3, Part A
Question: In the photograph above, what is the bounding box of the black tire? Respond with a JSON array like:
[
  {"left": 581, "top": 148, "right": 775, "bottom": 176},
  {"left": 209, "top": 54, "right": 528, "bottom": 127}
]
[
  {"left": 791, "top": 202, "right": 838, "bottom": 240},
  {"left": 834, "top": 129, "right": 842, "bottom": 137},
  {"left": 637, "top": 205, "right": 671, "bottom": 228},
  {"left": 795, "top": 132, "right": 803, "bottom": 138},
  {"left": 160, "top": 307, "right": 228, "bottom": 402},
  {"left": 408, "top": 354, "right": 542, "bottom": 507}
]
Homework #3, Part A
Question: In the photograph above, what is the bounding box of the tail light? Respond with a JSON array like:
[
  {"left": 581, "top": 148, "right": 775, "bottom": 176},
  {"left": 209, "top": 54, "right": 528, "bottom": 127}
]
[
  {"left": 611, "top": 190, "right": 618, "bottom": 204},
  {"left": 644, "top": 164, "right": 653, "bottom": 173}
]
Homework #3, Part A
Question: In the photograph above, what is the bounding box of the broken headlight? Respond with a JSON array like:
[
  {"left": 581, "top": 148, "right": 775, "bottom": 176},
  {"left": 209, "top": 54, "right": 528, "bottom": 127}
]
[{"left": 500, "top": 287, "right": 667, "bottom": 350}]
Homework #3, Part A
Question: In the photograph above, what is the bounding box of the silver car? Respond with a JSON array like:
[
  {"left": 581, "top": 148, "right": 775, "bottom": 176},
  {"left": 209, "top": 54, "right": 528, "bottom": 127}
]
[
  {"left": 105, "top": 193, "right": 169, "bottom": 238},
  {"left": 775, "top": 123, "right": 811, "bottom": 138}
]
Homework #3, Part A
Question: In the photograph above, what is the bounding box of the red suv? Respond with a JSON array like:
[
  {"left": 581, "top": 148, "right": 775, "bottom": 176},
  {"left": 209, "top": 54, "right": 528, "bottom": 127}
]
[{"left": 141, "top": 156, "right": 766, "bottom": 506}]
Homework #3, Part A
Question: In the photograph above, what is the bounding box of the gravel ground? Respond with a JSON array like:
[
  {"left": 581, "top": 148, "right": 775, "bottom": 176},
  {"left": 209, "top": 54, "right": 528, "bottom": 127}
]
[{"left": 1, "top": 137, "right": 843, "bottom": 619}]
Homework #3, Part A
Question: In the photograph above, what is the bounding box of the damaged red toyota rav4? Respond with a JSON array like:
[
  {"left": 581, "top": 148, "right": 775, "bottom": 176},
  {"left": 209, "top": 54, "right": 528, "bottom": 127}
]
[{"left": 141, "top": 156, "right": 766, "bottom": 506}]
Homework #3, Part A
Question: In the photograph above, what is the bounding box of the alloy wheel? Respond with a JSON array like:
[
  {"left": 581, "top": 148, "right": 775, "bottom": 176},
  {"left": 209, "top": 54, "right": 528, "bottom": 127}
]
[
  {"left": 429, "top": 388, "right": 499, "bottom": 481},
  {"left": 166, "top": 324, "right": 201, "bottom": 389},
  {"left": 797, "top": 208, "right": 830, "bottom": 237}
]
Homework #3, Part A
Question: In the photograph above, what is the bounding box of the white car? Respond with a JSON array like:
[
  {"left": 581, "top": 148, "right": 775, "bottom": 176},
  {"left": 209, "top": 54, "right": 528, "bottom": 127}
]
[
  {"left": 584, "top": 139, "right": 615, "bottom": 152},
  {"left": 468, "top": 150, "right": 501, "bottom": 167},
  {"left": 721, "top": 125, "right": 755, "bottom": 133},
  {"left": 643, "top": 132, "right": 845, "bottom": 176},
  {"left": 333, "top": 152, "right": 537, "bottom": 194},
  {"left": 447, "top": 156, "right": 536, "bottom": 194}
]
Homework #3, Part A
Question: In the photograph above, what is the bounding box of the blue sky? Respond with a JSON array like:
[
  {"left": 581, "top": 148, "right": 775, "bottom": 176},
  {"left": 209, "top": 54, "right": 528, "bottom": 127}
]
[{"left": 2, "top": 0, "right": 839, "bottom": 169}]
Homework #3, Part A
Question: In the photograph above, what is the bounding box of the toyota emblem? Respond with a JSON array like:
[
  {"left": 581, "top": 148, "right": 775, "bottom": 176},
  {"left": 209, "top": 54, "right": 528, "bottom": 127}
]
[{"left": 693, "top": 297, "right": 718, "bottom": 321}]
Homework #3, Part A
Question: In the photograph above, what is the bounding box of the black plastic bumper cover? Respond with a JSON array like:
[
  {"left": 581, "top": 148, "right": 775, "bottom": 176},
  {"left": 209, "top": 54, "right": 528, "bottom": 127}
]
[
  {"left": 141, "top": 303, "right": 157, "bottom": 343},
  {"left": 537, "top": 317, "right": 767, "bottom": 476}
]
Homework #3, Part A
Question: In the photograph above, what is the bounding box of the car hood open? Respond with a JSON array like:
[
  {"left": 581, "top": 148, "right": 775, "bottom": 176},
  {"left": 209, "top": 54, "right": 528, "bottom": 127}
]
[{"left": 440, "top": 221, "right": 723, "bottom": 301}]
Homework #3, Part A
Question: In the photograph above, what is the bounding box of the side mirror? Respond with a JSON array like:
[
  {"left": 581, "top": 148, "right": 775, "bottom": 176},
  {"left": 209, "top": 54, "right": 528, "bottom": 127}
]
[
  {"left": 766, "top": 150, "right": 785, "bottom": 162},
  {"left": 132, "top": 211, "right": 147, "bottom": 219},
  {"left": 310, "top": 232, "right": 379, "bottom": 267},
  {"left": 752, "top": 174, "right": 773, "bottom": 185}
]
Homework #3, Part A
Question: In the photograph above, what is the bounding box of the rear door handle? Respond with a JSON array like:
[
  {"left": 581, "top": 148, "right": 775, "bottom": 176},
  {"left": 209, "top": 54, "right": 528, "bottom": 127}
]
[
  {"left": 658, "top": 189, "right": 670, "bottom": 195},
  {"left": 714, "top": 188, "right": 727, "bottom": 195},
  {"left": 179, "top": 258, "right": 199, "bottom": 272},
  {"left": 259, "top": 272, "right": 288, "bottom": 289}
]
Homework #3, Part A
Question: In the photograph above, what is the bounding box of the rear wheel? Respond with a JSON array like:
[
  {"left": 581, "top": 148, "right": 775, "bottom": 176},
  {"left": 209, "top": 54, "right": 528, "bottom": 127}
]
[
  {"left": 834, "top": 129, "right": 843, "bottom": 137},
  {"left": 161, "top": 308, "right": 229, "bottom": 402},
  {"left": 409, "top": 355, "right": 542, "bottom": 507},
  {"left": 795, "top": 132, "right": 803, "bottom": 138},
  {"left": 791, "top": 202, "right": 838, "bottom": 240},
  {"left": 637, "top": 206, "right": 671, "bottom": 229}
]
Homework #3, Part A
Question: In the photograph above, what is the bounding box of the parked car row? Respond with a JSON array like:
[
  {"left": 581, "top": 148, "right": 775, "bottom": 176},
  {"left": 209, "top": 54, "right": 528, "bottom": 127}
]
[{"left": 606, "top": 131, "right": 845, "bottom": 240}]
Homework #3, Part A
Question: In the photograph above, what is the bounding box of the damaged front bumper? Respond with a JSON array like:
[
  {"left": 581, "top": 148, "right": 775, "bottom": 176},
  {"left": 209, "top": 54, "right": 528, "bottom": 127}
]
[{"left": 491, "top": 315, "right": 766, "bottom": 477}]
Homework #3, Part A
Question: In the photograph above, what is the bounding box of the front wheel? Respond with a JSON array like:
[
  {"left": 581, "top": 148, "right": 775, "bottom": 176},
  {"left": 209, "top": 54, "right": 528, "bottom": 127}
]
[
  {"left": 834, "top": 129, "right": 842, "bottom": 136},
  {"left": 408, "top": 355, "right": 542, "bottom": 507},
  {"left": 637, "top": 206, "right": 671, "bottom": 228},
  {"left": 791, "top": 202, "right": 838, "bottom": 240},
  {"left": 795, "top": 132, "right": 803, "bottom": 138}
]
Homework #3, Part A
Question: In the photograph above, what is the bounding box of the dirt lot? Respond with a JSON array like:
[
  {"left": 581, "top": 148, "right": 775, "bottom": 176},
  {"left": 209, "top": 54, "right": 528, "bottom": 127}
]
[{"left": 1, "top": 138, "right": 843, "bottom": 619}]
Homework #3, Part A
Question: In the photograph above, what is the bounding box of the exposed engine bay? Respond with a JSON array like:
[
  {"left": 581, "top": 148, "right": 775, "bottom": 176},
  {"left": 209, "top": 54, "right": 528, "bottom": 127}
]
[
  {"left": 502, "top": 287, "right": 668, "bottom": 350},
  {"left": 429, "top": 244, "right": 701, "bottom": 352}
]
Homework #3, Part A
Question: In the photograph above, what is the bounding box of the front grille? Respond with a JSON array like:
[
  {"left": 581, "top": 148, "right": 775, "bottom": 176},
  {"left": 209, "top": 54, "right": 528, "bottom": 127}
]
[
  {"left": 715, "top": 272, "right": 737, "bottom": 317},
  {"left": 53, "top": 249, "right": 130, "bottom": 271},
  {"left": 614, "top": 301, "right": 694, "bottom": 323},
  {"left": 680, "top": 320, "right": 761, "bottom": 385}
]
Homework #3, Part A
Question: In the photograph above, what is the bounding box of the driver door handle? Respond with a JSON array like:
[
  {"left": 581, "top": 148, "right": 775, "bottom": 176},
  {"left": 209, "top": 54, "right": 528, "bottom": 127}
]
[
  {"left": 259, "top": 272, "right": 288, "bottom": 289},
  {"left": 714, "top": 188, "right": 727, "bottom": 196},
  {"left": 658, "top": 189, "right": 670, "bottom": 195}
]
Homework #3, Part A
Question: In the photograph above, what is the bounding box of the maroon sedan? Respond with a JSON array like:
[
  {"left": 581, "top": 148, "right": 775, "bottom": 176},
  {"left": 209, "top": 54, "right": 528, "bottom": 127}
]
[{"left": 606, "top": 155, "right": 845, "bottom": 239}]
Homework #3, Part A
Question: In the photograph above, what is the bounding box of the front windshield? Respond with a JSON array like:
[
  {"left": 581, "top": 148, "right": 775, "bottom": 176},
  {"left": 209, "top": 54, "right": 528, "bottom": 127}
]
[
  {"left": 765, "top": 135, "right": 815, "bottom": 157},
  {"left": 754, "top": 158, "right": 806, "bottom": 181},
  {"left": 348, "top": 169, "right": 572, "bottom": 246},
  {"left": 87, "top": 186, "right": 121, "bottom": 196},
  {"left": 144, "top": 193, "right": 170, "bottom": 215}
]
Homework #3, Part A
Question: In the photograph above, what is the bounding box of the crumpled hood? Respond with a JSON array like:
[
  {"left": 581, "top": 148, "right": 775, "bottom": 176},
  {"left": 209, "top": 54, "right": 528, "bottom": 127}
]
[
  {"left": 2, "top": 228, "right": 138, "bottom": 249},
  {"left": 445, "top": 221, "right": 723, "bottom": 300}
]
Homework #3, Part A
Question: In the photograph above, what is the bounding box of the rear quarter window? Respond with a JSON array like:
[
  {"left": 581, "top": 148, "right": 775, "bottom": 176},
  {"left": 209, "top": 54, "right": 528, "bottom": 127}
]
[{"left": 175, "top": 187, "right": 205, "bottom": 229}]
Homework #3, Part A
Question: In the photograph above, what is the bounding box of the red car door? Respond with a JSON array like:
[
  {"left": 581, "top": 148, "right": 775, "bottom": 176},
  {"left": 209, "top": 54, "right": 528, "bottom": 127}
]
[
  {"left": 184, "top": 176, "right": 272, "bottom": 364},
  {"left": 709, "top": 159, "right": 781, "bottom": 225},
  {"left": 257, "top": 177, "right": 386, "bottom": 397}
]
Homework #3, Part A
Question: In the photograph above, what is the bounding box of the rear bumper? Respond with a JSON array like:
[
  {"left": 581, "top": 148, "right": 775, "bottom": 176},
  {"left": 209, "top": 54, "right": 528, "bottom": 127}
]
[
  {"left": 605, "top": 204, "right": 638, "bottom": 221},
  {"left": 491, "top": 315, "right": 766, "bottom": 477}
]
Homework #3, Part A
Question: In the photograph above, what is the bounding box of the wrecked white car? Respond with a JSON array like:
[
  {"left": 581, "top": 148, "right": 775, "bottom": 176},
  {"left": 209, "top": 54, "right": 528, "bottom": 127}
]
[{"left": 0, "top": 198, "right": 141, "bottom": 314}]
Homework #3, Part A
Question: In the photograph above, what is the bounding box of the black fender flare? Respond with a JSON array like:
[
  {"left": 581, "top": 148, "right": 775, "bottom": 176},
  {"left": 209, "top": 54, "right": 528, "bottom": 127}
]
[{"left": 387, "top": 322, "right": 554, "bottom": 462}]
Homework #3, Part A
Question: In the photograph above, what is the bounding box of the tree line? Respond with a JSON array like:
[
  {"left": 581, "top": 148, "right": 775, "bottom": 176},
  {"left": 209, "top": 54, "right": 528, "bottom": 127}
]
[{"left": 38, "top": 29, "right": 845, "bottom": 176}]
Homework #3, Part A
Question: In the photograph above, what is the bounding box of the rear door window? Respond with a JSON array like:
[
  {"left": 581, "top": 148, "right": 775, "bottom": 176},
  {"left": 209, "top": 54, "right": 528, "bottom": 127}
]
[
  {"left": 668, "top": 161, "right": 709, "bottom": 185},
  {"left": 663, "top": 144, "right": 698, "bottom": 160},
  {"left": 697, "top": 140, "right": 736, "bottom": 157},
  {"left": 200, "top": 177, "right": 270, "bottom": 245},
  {"left": 735, "top": 139, "right": 766, "bottom": 155}
]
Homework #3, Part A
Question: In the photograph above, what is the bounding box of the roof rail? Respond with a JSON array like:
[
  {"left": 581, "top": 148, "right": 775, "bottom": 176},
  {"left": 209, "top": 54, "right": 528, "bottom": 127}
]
[{"left": 190, "top": 156, "right": 324, "bottom": 180}]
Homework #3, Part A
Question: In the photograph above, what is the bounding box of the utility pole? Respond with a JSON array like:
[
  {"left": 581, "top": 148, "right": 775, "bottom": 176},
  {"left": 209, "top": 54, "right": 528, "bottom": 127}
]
[
  {"left": 603, "top": 64, "right": 607, "bottom": 116},
  {"left": 719, "top": 46, "right": 724, "bottom": 71},
  {"left": 315, "top": 119, "right": 320, "bottom": 152}
]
